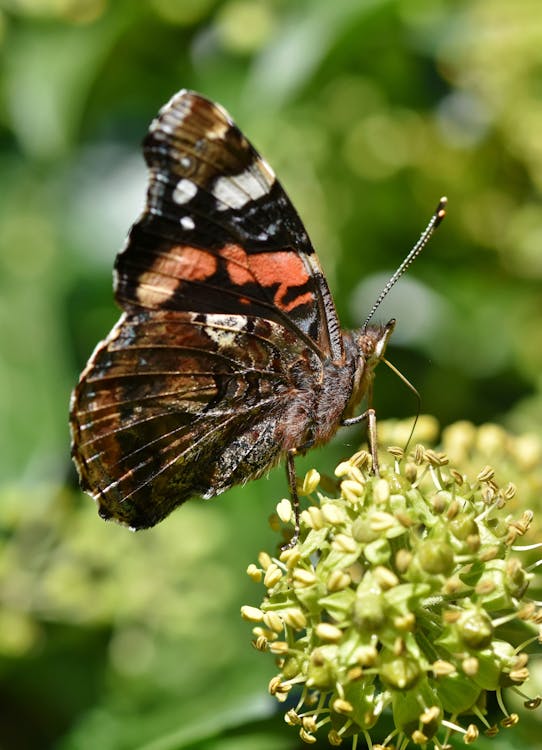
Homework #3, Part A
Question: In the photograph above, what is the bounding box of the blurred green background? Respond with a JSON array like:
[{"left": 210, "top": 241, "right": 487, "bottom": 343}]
[{"left": 0, "top": 0, "right": 541, "bottom": 748}]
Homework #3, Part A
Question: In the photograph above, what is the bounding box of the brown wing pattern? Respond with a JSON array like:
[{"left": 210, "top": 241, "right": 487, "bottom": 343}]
[
  {"left": 70, "top": 90, "right": 349, "bottom": 530},
  {"left": 114, "top": 90, "right": 344, "bottom": 362},
  {"left": 70, "top": 310, "right": 321, "bottom": 529}
]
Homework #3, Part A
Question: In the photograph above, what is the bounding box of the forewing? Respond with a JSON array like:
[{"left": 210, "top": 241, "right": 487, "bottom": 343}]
[
  {"left": 70, "top": 310, "right": 316, "bottom": 529},
  {"left": 114, "top": 90, "right": 344, "bottom": 362}
]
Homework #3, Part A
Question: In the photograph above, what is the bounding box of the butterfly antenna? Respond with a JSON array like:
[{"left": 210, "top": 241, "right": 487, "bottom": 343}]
[{"left": 362, "top": 197, "right": 447, "bottom": 330}]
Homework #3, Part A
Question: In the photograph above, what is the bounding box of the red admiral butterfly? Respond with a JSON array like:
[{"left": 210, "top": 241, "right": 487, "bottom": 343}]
[{"left": 70, "top": 90, "right": 445, "bottom": 544}]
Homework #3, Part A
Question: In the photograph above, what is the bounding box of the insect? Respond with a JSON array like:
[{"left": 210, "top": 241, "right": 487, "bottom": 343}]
[{"left": 70, "top": 90, "right": 445, "bottom": 545}]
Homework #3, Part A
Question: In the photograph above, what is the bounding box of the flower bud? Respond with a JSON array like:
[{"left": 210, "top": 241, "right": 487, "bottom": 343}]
[
  {"left": 353, "top": 592, "right": 384, "bottom": 632},
  {"left": 380, "top": 653, "right": 421, "bottom": 690},
  {"left": 417, "top": 540, "right": 454, "bottom": 575},
  {"left": 457, "top": 609, "right": 493, "bottom": 650}
]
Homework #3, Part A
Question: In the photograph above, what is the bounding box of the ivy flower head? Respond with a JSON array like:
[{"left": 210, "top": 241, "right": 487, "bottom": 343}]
[{"left": 242, "top": 421, "right": 541, "bottom": 748}]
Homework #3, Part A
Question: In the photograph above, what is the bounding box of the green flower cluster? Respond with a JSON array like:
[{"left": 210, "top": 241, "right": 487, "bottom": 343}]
[{"left": 242, "top": 422, "right": 541, "bottom": 748}]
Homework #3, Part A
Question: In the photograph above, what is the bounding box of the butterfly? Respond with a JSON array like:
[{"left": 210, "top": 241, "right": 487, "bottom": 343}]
[{"left": 70, "top": 90, "right": 445, "bottom": 544}]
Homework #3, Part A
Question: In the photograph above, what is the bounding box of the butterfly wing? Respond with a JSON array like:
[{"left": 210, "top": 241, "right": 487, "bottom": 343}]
[
  {"left": 71, "top": 90, "right": 346, "bottom": 528},
  {"left": 71, "top": 310, "right": 321, "bottom": 528},
  {"left": 114, "top": 90, "right": 344, "bottom": 363}
]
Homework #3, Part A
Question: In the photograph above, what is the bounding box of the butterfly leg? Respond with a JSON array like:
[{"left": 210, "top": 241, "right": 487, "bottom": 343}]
[
  {"left": 341, "top": 408, "right": 380, "bottom": 475},
  {"left": 282, "top": 450, "right": 301, "bottom": 550}
]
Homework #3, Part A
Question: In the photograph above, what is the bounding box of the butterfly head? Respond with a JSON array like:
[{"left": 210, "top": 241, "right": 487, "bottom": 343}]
[{"left": 358, "top": 318, "right": 396, "bottom": 368}]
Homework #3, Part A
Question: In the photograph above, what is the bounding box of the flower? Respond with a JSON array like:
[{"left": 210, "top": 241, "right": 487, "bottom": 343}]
[{"left": 242, "top": 420, "right": 542, "bottom": 748}]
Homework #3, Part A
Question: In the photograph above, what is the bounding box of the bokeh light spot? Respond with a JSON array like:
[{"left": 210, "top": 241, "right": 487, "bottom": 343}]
[
  {"left": 215, "top": 0, "right": 276, "bottom": 53},
  {"left": 149, "top": 0, "right": 216, "bottom": 26}
]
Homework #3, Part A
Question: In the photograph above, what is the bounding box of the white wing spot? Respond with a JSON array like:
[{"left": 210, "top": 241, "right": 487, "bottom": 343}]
[
  {"left": 181, "top": 216, "right": 195, "bottom": 230},
  {"left": 213, "top": 167, "right": 273, "bottom": 211},
  {"left": 204, "top": 314, "right": 247, "bottom": 347},
  {"left": 173, "top": 178, "right": 197, "bottom": 205},
  {"left": 206, "top": 119, "right": 229, "bottom": 140},
  {"left": 158, "top": 121, "right": 174, "bottom": 136}
]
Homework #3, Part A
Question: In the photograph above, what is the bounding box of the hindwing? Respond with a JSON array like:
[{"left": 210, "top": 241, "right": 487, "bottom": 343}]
[{"left": 71, "top": 310, "right": 321, "bottom": 528}]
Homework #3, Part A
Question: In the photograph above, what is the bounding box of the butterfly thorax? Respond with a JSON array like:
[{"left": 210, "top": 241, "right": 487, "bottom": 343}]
[
  {"left": 278, "top": 321, "right": 393, "bottom": 455},
  {"left": 278, "top": 339, "right": 360, "bottom": 454}
]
